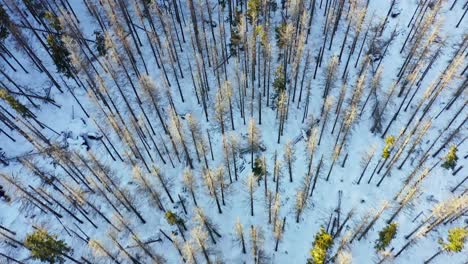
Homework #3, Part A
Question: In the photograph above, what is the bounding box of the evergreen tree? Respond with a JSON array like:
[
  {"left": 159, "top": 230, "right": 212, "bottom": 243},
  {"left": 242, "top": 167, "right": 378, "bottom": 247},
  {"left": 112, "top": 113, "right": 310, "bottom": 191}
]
[
  {"left": 272, "top": 65, "right": 286, "bottom": 94},
  {"left": 166, "top": 210, "right": 187, "bottom": 239},
  {"left": 441, "top": 145, "right": 458, "bottom": 170},
  {"left": 275, "top": 23, "right": 288, "bottom": 49},
  {"left": 0, "top": 89, "right": 32, "bottom": 117},
  {"left": 440, "top": 227, "right": 467, "bottom": 253},
  {"left": 94, "top": 31, "right": 106, "bottom": 56},
  {"left": 252, "top": 156, "right": 266, "bottom": 183},
  {"left": 44, "top": 12, "right": 72, "bottom": 77},
  {"left": 47, "top": 35, "right": 72, "bottom": 77},
  {"left": 0, "top": 4, "right": 10, "bottom": 42},
  {"left": 165, "top": 210, "right": 185, "bottom": 226},
  {"left": 229, "top": 11, "right": 242, "bottom": 55},
  {"left": 426, "top": 227, "right": 467, "bottom": 263},
  {"left": 375, "top": 222, "right": 398, "bottom": 251},
  {"left": 246, "top": 0, "right": 262, "bottom": 23},
  {"left": 382, "top": 135, "right": 395, "bottom": 158},
  {"left": 24, "top": 229, "right": 71, "bottom": 264},
  {"left": 307, "top": 227, "right": 333, "bottom": 264}
]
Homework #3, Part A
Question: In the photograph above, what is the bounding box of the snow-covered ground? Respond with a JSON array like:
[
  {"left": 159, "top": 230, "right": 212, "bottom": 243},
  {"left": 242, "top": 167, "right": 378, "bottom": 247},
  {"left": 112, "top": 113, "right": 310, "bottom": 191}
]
[{"left": 0, "top": 0, "right": 467, "bottom": 263}]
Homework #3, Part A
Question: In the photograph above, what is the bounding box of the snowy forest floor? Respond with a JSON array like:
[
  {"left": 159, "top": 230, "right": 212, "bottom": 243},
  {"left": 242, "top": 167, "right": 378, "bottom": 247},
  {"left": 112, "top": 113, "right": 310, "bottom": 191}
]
[{"left": 0, "top": 0, "right": 467, "bottom": 263}]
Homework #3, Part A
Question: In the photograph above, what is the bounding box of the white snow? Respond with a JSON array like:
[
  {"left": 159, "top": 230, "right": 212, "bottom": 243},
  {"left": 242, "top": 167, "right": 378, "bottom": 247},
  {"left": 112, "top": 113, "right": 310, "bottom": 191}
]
[{"left": 0, "top": 0, "right": 467, "bottom": 263}]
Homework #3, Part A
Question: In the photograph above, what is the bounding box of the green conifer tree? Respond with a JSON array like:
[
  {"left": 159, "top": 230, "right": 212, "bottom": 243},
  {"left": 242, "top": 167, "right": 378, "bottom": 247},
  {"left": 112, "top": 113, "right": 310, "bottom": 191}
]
[
  {"left": 375, "top": 222, "right": 398, "bottom": 251},
  {"left": 440, "top": 227, "right": 467, "bottom": 253},
  {"left": 441, "top": 145, "right": 458, "bottom": 170},
  {"left": 44, "top": 12, "right": 72, "bottom": 77},
  {"left": 252, "top": 156, "right": 266, "bottom": 183},
  {"left": 24, "top": 229, "right": 71, "bottom": 264},
  {"left": 307, "top": 227, "right": 333, "bottom": 264},
  {"left": 165, "top": 210, "right": 185, "bottom": 226},
  {"left": 272, "top": 65, "right": 286, "bottom": 93},
  {"left": 246, "top": 0, "right": 261, "bottom": 23},
  {"left": 275, "top": 23, "right": 288, "bottom": 49},
  {"left": 382, "top": 136, "right": 395, "bottom": 158},
  {"left": 0, "top": 4, "right": 10, "bottom": 42},
  {"left": 229, "top": 10, "right": 242, "bottom": 55},
  {"left": 94, "top": 31, "right": 106, "bottom": 56},
  {"left": 0, "top": 89, "right": 32, "bottom": 117}
]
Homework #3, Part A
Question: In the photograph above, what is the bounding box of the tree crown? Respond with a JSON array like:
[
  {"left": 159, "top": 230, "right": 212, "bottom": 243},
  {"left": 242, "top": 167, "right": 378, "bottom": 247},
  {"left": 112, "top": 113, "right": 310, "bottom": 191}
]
[
  {"left": 25, "top": 229, "right": 71, "bottom": 264},
  {"left": 308, "top": 227, "right": 333, "bottom": 264},
  {"left": 440, "top": 227, "right": 467, "bottom": 253},
  {"left": 441, "top": 145, "right": 458, "bottom": 170},
  {"left": 375, "top": 222, "right": 398, "bottom": 251}
]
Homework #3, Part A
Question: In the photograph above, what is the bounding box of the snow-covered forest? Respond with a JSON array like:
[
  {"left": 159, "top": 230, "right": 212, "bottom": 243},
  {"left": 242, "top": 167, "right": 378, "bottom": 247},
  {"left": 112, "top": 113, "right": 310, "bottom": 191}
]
[{"left": 0, "top": 0, "right": 467, "bottom": 263}]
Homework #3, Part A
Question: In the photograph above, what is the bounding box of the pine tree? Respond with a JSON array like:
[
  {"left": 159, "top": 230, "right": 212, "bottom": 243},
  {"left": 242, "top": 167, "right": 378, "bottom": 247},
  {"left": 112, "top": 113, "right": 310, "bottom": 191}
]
[
  {"left": 94, "top": 31, "right": 106, "bottom": 56},
  {"left": 307, "top": 227, "right": 333, "bottom": 264},
  {"left": 382, "top": 135, "right": 395, "bottom": 158},
  {"left": 275, "top": 22, "right": 293, "bottom": 55},
  {"left": 0, "top": 4, "right": 10, "bottom": 42},
  {"left": 272, "top": 65, "right": 286, "bottom": 94},
  {"left": 44, "top": 12, "right": 73, "bottom": 77},
  {"left": 441, "top": 145, "right": 458, "bottom": 170},
  {"left": 425, "top": 227, "right": 467, "bottom": 263},
  {"left": 252, "top": 156, "right": 266, "bottom": 184},
  {"left": 165, "top": 210, "right": 187, "bottom": 241},
  {"left": 25, "top": 229, "right": 72, "bottom": 264},
  {"left": 0, "top": 89, "right": 32, "bottom": 117},
  {"left": 247, "top": 0, "right": 262, "bottom": 23},
  {"left": 375, "top": 222, "right": 398, "bottom": 251},
  {"left": 440, "top": 227, "right": 467, "bottom": 253},
  {"left": 229, "top": 11, "right": 243, "bottom": 55},
  {"left": 166, "top": 211, "right": 185, "bottom": 227}
]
